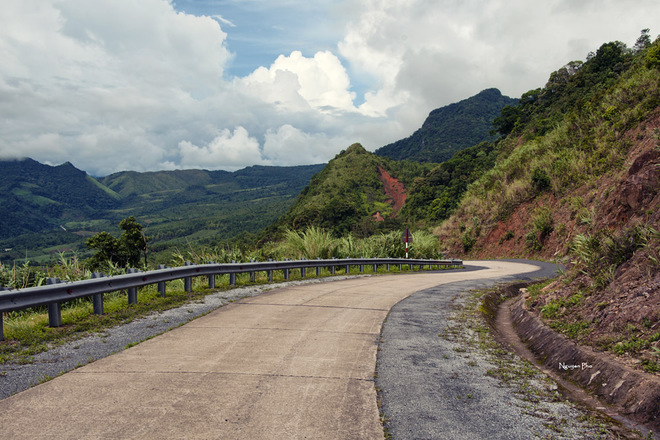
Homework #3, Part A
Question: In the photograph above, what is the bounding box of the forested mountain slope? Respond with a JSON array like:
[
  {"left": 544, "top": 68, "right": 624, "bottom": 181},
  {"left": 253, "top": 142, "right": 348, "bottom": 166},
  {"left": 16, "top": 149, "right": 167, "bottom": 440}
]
[
  {"left": 0, "top": 158, "right": 120, "bottom": 238},
  {"left": 0, "top": 161, "right": 324, "bottom": 264},
  {"left": 375, "top": 88, "right": 515, "bottom": 162}
]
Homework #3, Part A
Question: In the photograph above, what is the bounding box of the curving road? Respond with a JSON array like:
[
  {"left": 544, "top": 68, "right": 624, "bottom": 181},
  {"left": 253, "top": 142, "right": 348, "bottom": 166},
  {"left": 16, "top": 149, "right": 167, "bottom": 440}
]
[{"left": 0, "top": 260, "right": 549, "bottom": 439}]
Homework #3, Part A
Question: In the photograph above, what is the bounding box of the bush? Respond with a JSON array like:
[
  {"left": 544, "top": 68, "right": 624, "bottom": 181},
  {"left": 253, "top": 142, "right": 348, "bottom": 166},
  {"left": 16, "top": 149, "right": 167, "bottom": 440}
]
[
  {"left": 282, "top": 227, "right": 339, "bottom": 260},
  {"left": 645, "top": 43, "right": 660, "bottom": 69},
  {"left": 531, "top": 167, "right": 551, "bottom": 192}
]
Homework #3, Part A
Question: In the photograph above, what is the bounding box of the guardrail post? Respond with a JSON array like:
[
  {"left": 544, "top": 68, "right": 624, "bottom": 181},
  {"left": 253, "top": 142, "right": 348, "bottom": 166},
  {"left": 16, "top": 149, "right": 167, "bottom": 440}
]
[
  {"left": 399, "top": 263, "right": 403, "bottom": 270},
  {"left": 267, "top": 259, "right": 273, "bottom": 282},
  {"left": 330, "top": 258, "right": 336, "bottom": 275},
  {"left": 250, "top": 260, "right": 256, "bottom": 282},
  {"left": 360, "top": 262, "right": 364, "bottom": 273},
  {"left": 301, "top": 266, "right": 306, "bottom": 278},
  {"left": 205, "top": 262, "right": 216, "bottom": 289},
  {"left": 316, "top": 258, "right": 321, "bottom": 277},
  {"left": 229, "top": 261, "right": 237, "bottom": 286},
  {"left": 283, "top": 259, "right": 290, "bottom": 280},
  {"left": 91, "top": 272, "right": 104, "bottom": 314},
  {"left": 46, "top": 278, "right": 62, "bottom": 327},
  {"left": 184, "top": 262, "right": 193, "bottom": 292},
  {"left": 386, "top": 263, "right": 390, "bottom": 272},
  {"left": 373, "top": 263, "right": 378, "bottom": 273},
  {"left": 0, "top": 289, "right": 4, "bottom": 339},
  {"left": 345, "top": 264, "right": 350, "bottom": 274},
  {"left": 0, "top": 286, "right": 7, "bottom": 340},
  {"left": 127, "top": 269, "right": 139, "bottom": 304},
  {"left": 157, "top": 265, "right": 167, "bottom": 297}
]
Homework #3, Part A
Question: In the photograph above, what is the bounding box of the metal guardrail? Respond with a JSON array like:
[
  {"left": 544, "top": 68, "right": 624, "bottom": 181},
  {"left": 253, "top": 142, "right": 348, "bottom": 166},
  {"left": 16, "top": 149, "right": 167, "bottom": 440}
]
[{"left": 0, "top": 257, "right": 462, "bottom": 340}]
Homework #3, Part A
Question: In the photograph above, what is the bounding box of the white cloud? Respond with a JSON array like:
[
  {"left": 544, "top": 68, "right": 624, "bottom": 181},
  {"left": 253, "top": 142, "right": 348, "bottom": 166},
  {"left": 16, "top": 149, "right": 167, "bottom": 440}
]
[
  {"left": 212, "top": 14, "right": 236, "bottom": 28},
  {"left": 240, "top": 50, "right": 357, "bottom": 113},
  {"left": 338, "top": 0, "right": 660, "bottom": 122},
  {"left": 0, "top": 0, "right": 233, "bottom": 175},
  {"left": 263, "top": 125, "right": 347, "bottom": 165},
  {"left": 178, "top": 127, "right": 266, "bottom": 170}
]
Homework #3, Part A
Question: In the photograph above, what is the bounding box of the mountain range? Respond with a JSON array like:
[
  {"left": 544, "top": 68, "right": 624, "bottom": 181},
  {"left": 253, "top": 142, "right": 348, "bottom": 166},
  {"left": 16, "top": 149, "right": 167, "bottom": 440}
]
[
  {"left": 0, "top": 87, "right": 511, "bottom": 264},
  {"left": 0, "top": 160, "right": 323, "bottom": 264}
]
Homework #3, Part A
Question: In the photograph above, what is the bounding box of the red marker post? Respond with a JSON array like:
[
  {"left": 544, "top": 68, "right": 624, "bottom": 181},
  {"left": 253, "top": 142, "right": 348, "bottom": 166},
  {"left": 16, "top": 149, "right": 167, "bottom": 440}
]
[{"left": 401, "top": 228, "right": 413, "bottom": 259}]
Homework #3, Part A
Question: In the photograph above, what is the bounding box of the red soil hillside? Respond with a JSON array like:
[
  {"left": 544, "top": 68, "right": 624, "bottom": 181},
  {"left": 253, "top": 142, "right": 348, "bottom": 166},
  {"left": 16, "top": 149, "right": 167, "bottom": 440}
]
[{"left": 375, "top": 166, "right": 408, "bottom": 220}]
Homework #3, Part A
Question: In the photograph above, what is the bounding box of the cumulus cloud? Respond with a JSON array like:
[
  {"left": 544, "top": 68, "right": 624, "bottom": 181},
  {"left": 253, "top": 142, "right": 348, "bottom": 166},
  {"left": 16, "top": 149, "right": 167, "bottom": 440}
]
[
  {"left": 178, "top": 127, "right": 265, "bottom": 170},
  {"left": 338, "top": 0, "right": 660, "bottom": 123},
  {"left": 263, "top": 125, "right": 348, "bottom": 165},
  {"left": 0, "top": 0, "right": 233, "bottom": 175},
  {"left": 240, "top": 51, "right": 357, "bottom": 113}
]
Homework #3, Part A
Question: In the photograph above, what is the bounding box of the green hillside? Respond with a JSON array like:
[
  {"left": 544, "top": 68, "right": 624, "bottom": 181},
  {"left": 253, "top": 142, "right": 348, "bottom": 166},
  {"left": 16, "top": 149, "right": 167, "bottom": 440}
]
[
  {"left": 264, "top": 143, "right": 433, "bottom": 238},
  {"left": 102, "top": 169, "right": 223, "bottom": 197},
  {"left": 438, "top": 35, "right": 660, "bottom": 256},
  {"left": 0, "top": 161, "right": 324, "bottom": 265},
  {"left": 0, "top": 159, "right": 120, "bottom": 238},
  {"left": 375, "top": 88, "right": 515, "bottom": 162}
]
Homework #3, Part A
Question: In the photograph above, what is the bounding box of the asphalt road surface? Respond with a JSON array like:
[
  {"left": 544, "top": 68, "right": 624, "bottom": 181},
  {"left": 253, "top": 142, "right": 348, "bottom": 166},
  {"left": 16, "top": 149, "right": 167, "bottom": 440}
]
[{"left": 377, "top": 260, "right": 573, "bottom": 440}]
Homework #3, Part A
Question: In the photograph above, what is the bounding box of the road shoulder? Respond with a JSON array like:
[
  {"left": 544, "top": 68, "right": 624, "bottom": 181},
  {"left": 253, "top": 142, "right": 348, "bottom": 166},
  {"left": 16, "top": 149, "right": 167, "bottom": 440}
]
[{"left": 376, "top": 262, "right": 648, "bottom": 439}]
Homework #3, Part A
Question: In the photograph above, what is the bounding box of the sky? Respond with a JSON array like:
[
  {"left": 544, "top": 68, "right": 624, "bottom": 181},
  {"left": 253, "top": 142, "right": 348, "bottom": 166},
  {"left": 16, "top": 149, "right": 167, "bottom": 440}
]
[{"left": 1, "top": 0, "right": 659, "bottom": 176}]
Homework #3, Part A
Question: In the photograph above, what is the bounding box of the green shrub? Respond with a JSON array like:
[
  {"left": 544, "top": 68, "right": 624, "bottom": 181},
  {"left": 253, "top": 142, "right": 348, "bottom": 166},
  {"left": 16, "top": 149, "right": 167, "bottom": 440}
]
[
  {"left": 531, "top": 167, "right": 551, "bottom": 192},
  {"left": 645, "top": 43, "right": 660, "bottom": 69}
]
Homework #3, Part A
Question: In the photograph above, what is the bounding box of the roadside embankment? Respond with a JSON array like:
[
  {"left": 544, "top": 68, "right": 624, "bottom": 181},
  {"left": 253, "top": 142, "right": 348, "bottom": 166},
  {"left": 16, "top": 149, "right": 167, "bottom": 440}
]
[{"left": 483, "top": 283, "right": 660, "bottom": 438}]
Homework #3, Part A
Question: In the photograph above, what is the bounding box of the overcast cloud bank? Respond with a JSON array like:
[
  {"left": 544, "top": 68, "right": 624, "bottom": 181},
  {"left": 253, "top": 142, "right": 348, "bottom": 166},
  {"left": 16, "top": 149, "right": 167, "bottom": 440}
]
[{"left": 1, "top": 0, "right": 658, "bottom": 175}]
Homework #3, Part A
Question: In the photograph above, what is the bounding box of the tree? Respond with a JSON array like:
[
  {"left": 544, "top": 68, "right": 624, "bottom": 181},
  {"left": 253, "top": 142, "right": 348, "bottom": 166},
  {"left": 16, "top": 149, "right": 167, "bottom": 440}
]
[
  {"left": 645, "top": 40, "right": 660, "bottom": 69},
  {"left": 492, "top": 105, "right": 521, "bottom": 136},
  {"left": 86, "top": 216, "right": 149, "bottom": 270},
  {"left": 119, "top": 216, "right": 149, "bottom": 267},
  {"left": 633, "top": 29, "right": 652, "bottom": 53},
  {"left": 85, "top": 232, "right": 122, "bottom": 269}
]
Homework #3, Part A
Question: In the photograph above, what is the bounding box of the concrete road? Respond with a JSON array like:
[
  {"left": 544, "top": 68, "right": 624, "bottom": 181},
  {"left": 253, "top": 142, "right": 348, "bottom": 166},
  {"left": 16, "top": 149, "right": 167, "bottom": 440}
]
[{"left": 0, "top": 260, "right": 541, "bottom": 439}]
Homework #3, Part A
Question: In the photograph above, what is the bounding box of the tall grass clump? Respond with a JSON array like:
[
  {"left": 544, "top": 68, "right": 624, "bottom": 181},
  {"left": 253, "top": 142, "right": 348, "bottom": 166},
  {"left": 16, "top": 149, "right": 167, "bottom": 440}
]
[
  {"left": 281, "top": 227, "right": 340, "bottom": 260},
  {"left": 277, "top": 227, "right": 443, "bottom": 260},
  {"left": 571, "top": 224, "right": 660, "bottom": 288}
]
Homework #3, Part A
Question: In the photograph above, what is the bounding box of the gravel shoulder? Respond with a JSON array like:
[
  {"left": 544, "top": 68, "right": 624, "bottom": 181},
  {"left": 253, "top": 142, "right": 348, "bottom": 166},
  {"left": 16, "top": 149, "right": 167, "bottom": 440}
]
[{"left": 376, "top": 261, "right": 648, "bottom": 439}]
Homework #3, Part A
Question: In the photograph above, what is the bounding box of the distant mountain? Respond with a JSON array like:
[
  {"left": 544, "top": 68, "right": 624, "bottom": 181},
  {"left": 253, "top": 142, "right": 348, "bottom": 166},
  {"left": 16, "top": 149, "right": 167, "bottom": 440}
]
[
  {"left": 264, "top": 143, "right": 433, "bottom": 238},
  {"left": 0, "top": 158, "right": 120, "bottom": 238},
  {"left": 101, "top": 169, "right": 225, "bottom": 197},
  {"left": 375, "top": 88, "right": 516, "bottom": 163},
  {"left": 0, "top": 159, "right": 324, "bottom": 264}
]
